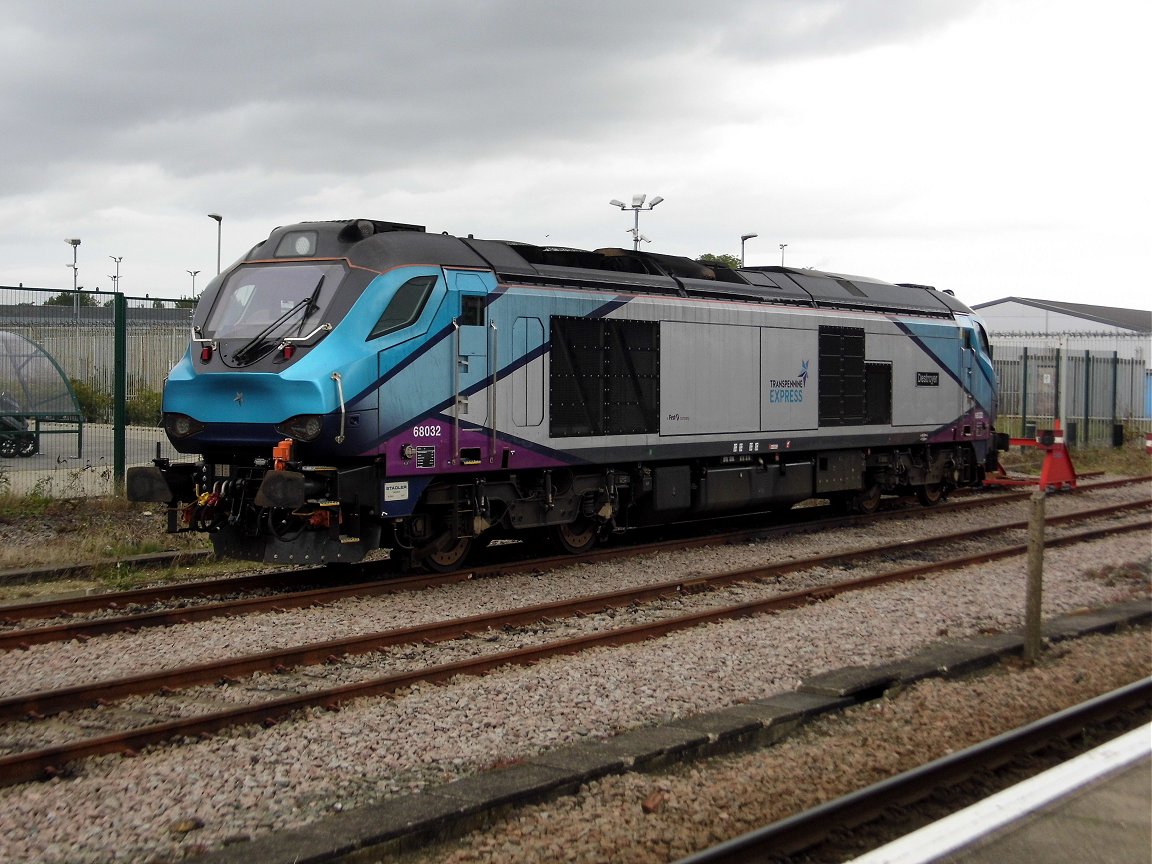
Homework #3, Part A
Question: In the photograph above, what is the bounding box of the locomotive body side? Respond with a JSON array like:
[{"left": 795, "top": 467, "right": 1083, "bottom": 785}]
[{"left": 128, "top": 219, "right": 1002, "bottom": 569}]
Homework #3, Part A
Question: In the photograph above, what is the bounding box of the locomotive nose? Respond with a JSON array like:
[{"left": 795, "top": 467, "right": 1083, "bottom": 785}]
[{"left": 162, "top": 370, "right": 332, "bottom": 451}]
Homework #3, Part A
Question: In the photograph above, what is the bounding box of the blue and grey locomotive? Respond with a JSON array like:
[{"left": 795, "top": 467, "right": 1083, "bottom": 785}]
[{"left": 127, "top": 218, "right": 1003, "bottom": 570}]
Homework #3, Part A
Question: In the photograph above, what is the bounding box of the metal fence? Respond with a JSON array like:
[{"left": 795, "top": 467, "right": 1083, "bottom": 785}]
[
  {"left": 1, "top": 285, "right": 188, "bottom": 496},
  {"left": 2, "top": 285, "right": 1150, "bottom": 498},
  {"left": 990, "top": 334, "right": 1152, "bottom": 446}
]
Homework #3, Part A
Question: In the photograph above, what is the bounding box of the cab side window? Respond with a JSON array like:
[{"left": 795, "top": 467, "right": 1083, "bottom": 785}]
[
  {"left": 460, "top": 294, "right": 485, "bottom": 327},
  {"left": 977, "top": 323, "right": 993, "bottom": 358},
  {"left": 368, "top": 276, "right": 436, "bottom": 339}
]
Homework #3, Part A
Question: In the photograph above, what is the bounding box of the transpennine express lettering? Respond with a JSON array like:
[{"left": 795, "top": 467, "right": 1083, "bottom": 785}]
[{"left": 769, "top": 378, "right": 806, "bottom": 403}]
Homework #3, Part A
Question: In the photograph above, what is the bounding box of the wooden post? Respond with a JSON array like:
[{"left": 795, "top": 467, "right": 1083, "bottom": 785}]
[{"left": 1024, "top": 488, "right": 1046, "bottom": 663}]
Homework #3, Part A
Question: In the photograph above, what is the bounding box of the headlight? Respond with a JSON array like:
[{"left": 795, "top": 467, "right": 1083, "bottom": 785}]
[
  {"left": 164, "top": 413, "right": 205, "bottom": 439},
  {"left": 276, "top": 414, "right": 324, "bottom": 442}
]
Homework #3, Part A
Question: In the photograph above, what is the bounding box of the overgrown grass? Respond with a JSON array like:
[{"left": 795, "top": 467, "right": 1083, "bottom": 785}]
[
  {"left": 0, "top": 488, "right": 61, "bottom": 517},
  {"left": 0, "top": 494, "right": 212, "bottom": 572},
  {"left": 0, "top": 492, "right": 137, "bottom": 520},
  {"left": 91, "top": 556, "right": 264, "bottom": 593},
  {"left": 999, "top": 440, "right": 1152, "bottom": 477}
]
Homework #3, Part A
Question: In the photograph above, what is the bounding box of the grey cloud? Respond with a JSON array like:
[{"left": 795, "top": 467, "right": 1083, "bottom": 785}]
[{"left": 1, "top": 1, "right": 973, "bottom": 196}]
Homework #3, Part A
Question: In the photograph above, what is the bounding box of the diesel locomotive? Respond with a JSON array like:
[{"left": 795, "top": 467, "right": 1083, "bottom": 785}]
[{"left": 127, "top": 218, "right": 1004, "bottom": 570}]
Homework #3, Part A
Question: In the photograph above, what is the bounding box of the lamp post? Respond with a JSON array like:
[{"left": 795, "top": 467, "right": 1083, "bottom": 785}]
[
  {"left": 740, "top": 233, "right": 758, "bottom": 267},
  {"left": 187, "top": 269, "right": 200, "bottom": 295},
  {"left": 109, "top": 256, "right": 123, "bottom": 293},
  {"left": 609, "top": 194, "right": 664, "bottom": 251},
  {"left": 208, "top": 213, "right": 223, "bottom": 274},
  {"left": 779, "top": 243, "right": 788, "bottom": 266},
  {"left": 65, "top": 238, "right": 81, "bottom": 318}
]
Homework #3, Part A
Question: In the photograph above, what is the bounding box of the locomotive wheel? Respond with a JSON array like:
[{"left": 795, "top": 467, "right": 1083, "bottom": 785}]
[
  {"left": 421, "top": 536, "right": 472, "bottom": 572},
  {"left": 552, "top": 518, "right": 599, "bottom": 554},
  {"left": 917, "top": 482, "right": 946, "bottom": 506}
]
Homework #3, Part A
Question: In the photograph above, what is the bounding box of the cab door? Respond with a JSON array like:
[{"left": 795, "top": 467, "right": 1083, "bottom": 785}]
[{"left": 448, "top": 270, "right": 491, "bottom": 463}]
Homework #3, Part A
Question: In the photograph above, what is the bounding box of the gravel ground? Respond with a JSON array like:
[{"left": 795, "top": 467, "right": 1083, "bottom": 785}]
[
  {"left": 400, "top": 629, "right": 1152, "bottom": 864},
  {"left": 0, "top": 487, "right": 1148, "bottom": 862}
]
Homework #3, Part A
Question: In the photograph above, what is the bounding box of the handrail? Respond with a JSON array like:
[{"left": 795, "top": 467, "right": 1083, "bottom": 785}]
[
  {"left": 489, "top": 321, "right": 498, "bottom": 461},
  {"left": 331, "top": 372, "right": 346, "bottom": 444},
  {"left": 281, "top": 322, "right": 332, "bottom": 345},
  {"left": 452, "top": 319, "right": 461, "bottom": 464}
]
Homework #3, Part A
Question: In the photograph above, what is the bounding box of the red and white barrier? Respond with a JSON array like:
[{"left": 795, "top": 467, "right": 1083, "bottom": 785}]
[{"left": 986, "top": 419, "right": 1078, "bottom": 492}]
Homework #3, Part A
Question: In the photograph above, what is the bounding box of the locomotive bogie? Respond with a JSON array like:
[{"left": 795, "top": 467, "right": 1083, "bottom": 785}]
[{"left": 128, "top": 218, "right": 1002, "bottom": 569}]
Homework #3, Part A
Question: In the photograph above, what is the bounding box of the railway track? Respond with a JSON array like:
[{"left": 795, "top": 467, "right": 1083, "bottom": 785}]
[
  {"left": 675, "top": 678, "right": 1152, "bottom": 864},
  {"left": 1, "top": 476, "right": 1146, "bottom": 643},
  {"left": 0, "top": 502, "right": 1146, "bottom": 788},
  {"left": 0, "top": 474, "right": 1129, "bottom": 620},
  {"left": 1, "top": 474, "right": 1116, "bottom": 593}
]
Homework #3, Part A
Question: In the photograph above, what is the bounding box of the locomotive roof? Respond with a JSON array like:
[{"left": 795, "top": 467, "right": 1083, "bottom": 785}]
[{"left": 250, "top": 219, "right": 971, "bottom": 319}]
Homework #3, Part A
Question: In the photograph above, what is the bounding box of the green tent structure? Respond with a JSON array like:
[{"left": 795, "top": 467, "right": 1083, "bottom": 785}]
[{"left": 0, "top": 330, "right": 83, "bottom": 458}]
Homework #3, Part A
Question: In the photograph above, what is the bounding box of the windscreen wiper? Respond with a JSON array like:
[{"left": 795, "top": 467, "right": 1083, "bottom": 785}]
[
  {"left": 231, "top": 298, "right": 309, "bottom": 366},
  {"left": 293, "top": 275, "right": 326, "bottom": 337}
]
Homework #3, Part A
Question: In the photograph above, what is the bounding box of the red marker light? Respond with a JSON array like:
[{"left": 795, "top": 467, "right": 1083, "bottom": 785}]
[
  {"left": 200, "top": 345, "right": 213, "bottom": 363},
  {"left": 282, "top": 344, "right": 296, "bottom": 360}
]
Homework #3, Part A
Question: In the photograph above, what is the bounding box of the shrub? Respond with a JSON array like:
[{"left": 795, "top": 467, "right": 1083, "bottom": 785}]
[
  {"left": 126, "top": 390, "right": 163, "bottom": 426},
  {"left": 70, "top": 379, "right": 113, "bottom": 423}
]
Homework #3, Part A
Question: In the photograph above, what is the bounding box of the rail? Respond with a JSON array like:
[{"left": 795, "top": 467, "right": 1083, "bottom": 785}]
[{"left": 673, "top": 678, "right": 1152, "bottom": 864}]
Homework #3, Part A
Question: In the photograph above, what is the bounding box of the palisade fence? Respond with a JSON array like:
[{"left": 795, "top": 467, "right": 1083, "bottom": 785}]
[
  {"left": 990, "top": 333, "right": 1152, "bottom": 447},
  {"left": 1, "top": 284, "right": 188, "bottom": 497}
]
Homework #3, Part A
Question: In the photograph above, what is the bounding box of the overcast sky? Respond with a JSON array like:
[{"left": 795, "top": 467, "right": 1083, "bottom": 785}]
[{"left": 1, "top": 0, "right": 1147, "bottom": 312}]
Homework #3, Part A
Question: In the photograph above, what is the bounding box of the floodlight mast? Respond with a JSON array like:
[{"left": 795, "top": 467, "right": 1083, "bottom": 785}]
[
  {"left": 740, "top": 233, "right": 758, "bottom": 266},
  {"left": 208, "top": 213, "right": 223, "bottom": 274},
  {"left": 609, "top": 194, "right": 664, "bottom": 251},
  {"left": 65, "top": 238, "right": 81, "bottom": 319},
  {"left": 110, "top": 255, "right": 123, "bottom": 293}
]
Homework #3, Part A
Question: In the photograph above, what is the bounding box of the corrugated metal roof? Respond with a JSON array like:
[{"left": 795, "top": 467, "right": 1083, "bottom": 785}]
[{"left": 973, "top": 297, "right": 1151, "bottom": 333}]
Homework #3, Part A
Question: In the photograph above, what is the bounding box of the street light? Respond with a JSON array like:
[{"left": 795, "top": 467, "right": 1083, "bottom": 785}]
[
  {"left": 109, "top": 256, "right": 123, "bottom": 293},
  {"left": 187, "top": 269, "right": 200, "bottom": 295},
  {"left": 609, "top": 194, "right": 664, "bottom": 251},
  {"left": 65, "top": 238, "right": 81, "bottom": 318},
  {"left": 208, "top": 213, "right": 223, "bottom": 274},
  {"left": 740, "top": 233, "right": 758, "bottom": 267},
  {"left": 779, "top": 243, "right": 788, "bottom": 266}
]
